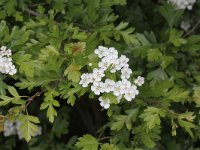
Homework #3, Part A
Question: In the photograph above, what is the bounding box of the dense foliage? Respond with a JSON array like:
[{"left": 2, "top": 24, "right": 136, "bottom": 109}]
[{"left": 1, "top": 0, "right": 200, "bottom": 149}]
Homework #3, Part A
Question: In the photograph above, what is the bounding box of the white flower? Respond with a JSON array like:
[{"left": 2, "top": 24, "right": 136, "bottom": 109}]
[
  {"left": 113, "top": 81, "right": 125, "bottom": 96},
  {"left": 3, "top": 120, "right": 16, "bottom": 137},
  {"left": 134, "top": 76, "right": 144, "bottom": 86},
  {"left": 181, "top": 21, "right": 191, "bottom": 31},
  {"left": 113, "top": 82, "right": 120, "bottom": 96},
  {"left": 94, "top": 46, "right": 108, "bottom": 58},
  {"left": 104, "top": 79, "right": 115, "bottom": 93},
  {"left": 91, "top": 82, "right": 102, "bottom": 95},
  {"left": 92, "top": 68, "right": 105, "bottom": 82},
  {"left": 79, "top": 73, "right": 91, "bottom": 87},
  {"left": 108, "top": 47, "right": 118, "bottom": 59},
  {"left": 119, "top": 55, "right": 129, "bottom": 68},
  {"left": 110, "top": 59, "right": 121, "bottom": 73},
  {"left": 121, "top": 67, "right": 132, "bottom": 79},
  {"left": 99, "top": 96, "right": 110, "bottom": 109},
  {"left": 80, "top": 46, "right": 145, "bottom": 107},
  {"left": 0, "top": 46, "right": 17, "bottom": 76},
  {"left": 168, "top": 0, "right": 196, "bottom": 10},
  {"left": 98, "top": 61, "right": 108, "bottom": 70},
  {"left": 124, "top": 85, "right": 138, "bottom": 101}
]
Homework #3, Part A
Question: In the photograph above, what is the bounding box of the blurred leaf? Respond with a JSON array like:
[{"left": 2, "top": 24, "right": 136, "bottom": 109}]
[
  {"left": 169, "top": 29, "right": 187, "bottom": 47},
  {"left": 165, "top": 87, "right": 189, "bottom": 102},
  {"left": 75, "top": 134, "right": 99, "bottom": 150}
]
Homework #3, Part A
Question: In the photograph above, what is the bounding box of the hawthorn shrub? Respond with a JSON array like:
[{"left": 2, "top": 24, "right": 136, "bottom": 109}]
[{"left": 1, "top": 0, "right": 200, "bottom": 149}]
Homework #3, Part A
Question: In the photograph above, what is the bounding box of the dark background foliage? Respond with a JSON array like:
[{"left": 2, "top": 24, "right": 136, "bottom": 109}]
[{"left": 1, "top": 0, "right": 200, "bottom": 149}]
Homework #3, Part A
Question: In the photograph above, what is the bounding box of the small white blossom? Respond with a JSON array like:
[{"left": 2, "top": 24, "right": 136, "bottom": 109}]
[
  {"left": 134, "top": 76, "right": 145, "bottom": 86},
  {"left": 91, "top": 82, "right": 102, "bottom": 95},
  {"left": 181, "top": 21, "right": 191, "bottom": 31},
  {"left": 3, "top": 120, "right": 16, "bottom": 137},
  {"left": 104, "top": 79, "right": 115, "bottom": 93},
  {"left": 94, "top": 46, "right": 108, "bottom": 58},
  {"left": 92, "top": 68, "right": 105, "bottom": 82},
  {"left": 113, "top": 81, "right": 123, "bottom": 97},
  {"left": 79, "top": 73, "right": 92, "bottom": 87},
  {"left": 119, "top": 55, "right": 129, "bottom": 68},
  {"left": 121, "top": 67, "right": 132, "bottom": 79},
  {"left": 124, "top": 85, "right": 139, "bottom": 101},
  {"left": 99, "top": 96, "right": 110, "bottom": 109},
  {"left": 108, "top": 47, "right": 118, "bottom": 59}
]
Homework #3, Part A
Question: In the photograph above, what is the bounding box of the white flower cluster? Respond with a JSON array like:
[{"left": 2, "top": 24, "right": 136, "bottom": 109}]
[
  {"left": 79, "top": 46, "right": 144, "bottom": 109},
  {"left": 3, "top": 119, "right": 42, "bottom": 139},
  {"left": 0, "top": 46, "right": 17, "bottom": 75},
  {"left": 168, "top": 0, "right": 196, "bottom": 10}
]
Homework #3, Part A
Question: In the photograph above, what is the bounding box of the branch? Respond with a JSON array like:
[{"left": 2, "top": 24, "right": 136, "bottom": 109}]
[
  {"left": 183, "top": 20, "right": 200, "bottom": 37},
  {"left": 24, "top": 90, "right": 44, "bottom": 109},
  {"left": 25, "top": 8, "right": 41, "bottom": 16},
  {"left": 28, "top": 3, "right": 47, "bottom": 7}
]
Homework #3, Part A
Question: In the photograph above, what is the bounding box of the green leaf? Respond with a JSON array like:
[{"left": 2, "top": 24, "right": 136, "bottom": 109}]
[
  {"left": 147, "top": 68, "right": 168, "bottom": 85},
  {"left": 52, "top": 115, "right": 69, "bottom": 138},
  {"left": 47, "top": 105, "right": 58, "bottom": 123},
  {"left": 15, "top": 53, "right": 35, "bottom": 78},
  {"left": 100, "top": 143, "right": 119, "bottom": 150},
  {"left": 126, "top": 108, "right": 139, "bottom": 122},
  {"left": 67, "top": 94, "right": 76, "bottom": 106},
  {"left": 169, "top": 28, "right": 187, "bottom": 47},
  {"left": 0, "top": 95, "right": 13, "bottom": 106},
  {"left": 147, "top": 48, "right": 162, "bottom": 62},
  {"left": 40, "top": 90, "right": 60, "bottom": 123},
  {"left": 178, "top": 118, "right": 195, "bottom": 138},
  {"left": 110, "top": 115, "right": 126, "bottom": 131},
  {"left": 193, "top": 87, "right": 200, "bottom": 106},
  {"left": 140, "top": 133, "right": 156, "bottom": 148},
  {"left": 114, "top": 22, "right": 137, "bottom": 45},
  {"left": 0, "top": 76, "right": 6, "bottom": 95},
  {"left": 15, "top": 78, "right": 44, "bottom": 90},
  {"left": 140, "top": 107, "right": 165, "bottom": 130},
  {"left": 165, "top": 87, "right": 189, "bottom": 102},
  {"left": 18, "top": 114, "right": 40, "bottom": 142},
  {"left": 75, "top": 134, "right": 99, "bottom": 150},
  {"left": 160, "top": 56, "right": 174, "bottom": 69},
  {"left": 101, "top": 0, "right": 126, "bottom": 6},
  {"left": 0, "top": 20, "right": 6, "bottom": 33},
  {"left": 64, "top": 64, "right": 81, "bottom": 83},
  {"left": 7, "top": 86, "right": 20, "bottom": 98},
  {"left": 4, "top": 0, "right": 17, "bottom": 16},
  {"left": 179, "top": 112, "right": 195, "bottom": 122},
  {"left": 40, "top": 101, "right": 49, "bottom": 110},
  {"left": 159, "top": 3, "right": 183, "bottom": 28}
]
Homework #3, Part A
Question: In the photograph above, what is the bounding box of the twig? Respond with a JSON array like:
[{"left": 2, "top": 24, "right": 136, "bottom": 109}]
[
  {"left": 183, "top": 20, "right": 200, "bottom": 37},
  {"left": 25, "top": 8, "right": 92, "bottom": 34},
  {"left": 28, "top": 3, "right": 47, "bottom": 7},
  {"left": 99, "top": 136, "right": 111, "bottom": 141},
  {"left": 24, "top": 90, "right": 44, "bottom": 109},
  {"left": 25, "top": 8, "right": 41, "bottom": 16}
]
